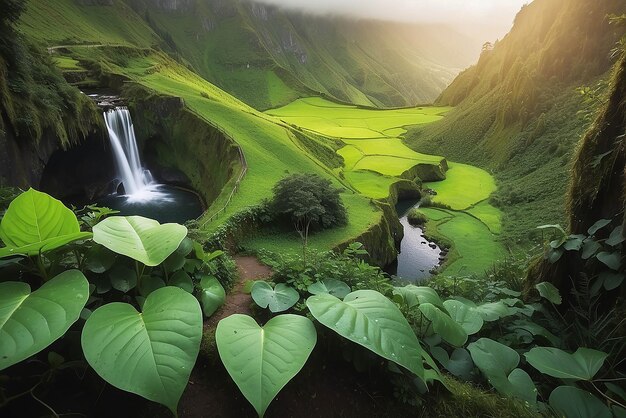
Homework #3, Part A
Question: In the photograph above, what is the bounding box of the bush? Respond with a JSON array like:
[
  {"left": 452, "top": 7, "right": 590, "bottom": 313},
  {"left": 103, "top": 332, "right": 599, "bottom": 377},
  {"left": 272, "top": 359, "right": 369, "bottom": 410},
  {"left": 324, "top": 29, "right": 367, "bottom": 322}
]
[
  {"left": 270, "top": 173, "right": 348, "bottom": 232},
  {"left": 407, "top": 209, "right": 427, "bottom": 226}
]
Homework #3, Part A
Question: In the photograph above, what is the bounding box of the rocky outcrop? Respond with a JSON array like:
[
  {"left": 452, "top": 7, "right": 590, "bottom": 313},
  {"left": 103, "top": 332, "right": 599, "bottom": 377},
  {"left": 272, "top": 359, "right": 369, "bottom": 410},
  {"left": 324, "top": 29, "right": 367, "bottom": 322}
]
[{"left": 126, "top": 89, "right": 240, "bottom": 208}]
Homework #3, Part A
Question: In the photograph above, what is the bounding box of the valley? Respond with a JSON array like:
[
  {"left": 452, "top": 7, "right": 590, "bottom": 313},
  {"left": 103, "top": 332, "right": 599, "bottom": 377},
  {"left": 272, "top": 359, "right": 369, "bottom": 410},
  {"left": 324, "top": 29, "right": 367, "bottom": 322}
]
[{"left": 1, "top": 0, "right": 625, "bottom": 417}]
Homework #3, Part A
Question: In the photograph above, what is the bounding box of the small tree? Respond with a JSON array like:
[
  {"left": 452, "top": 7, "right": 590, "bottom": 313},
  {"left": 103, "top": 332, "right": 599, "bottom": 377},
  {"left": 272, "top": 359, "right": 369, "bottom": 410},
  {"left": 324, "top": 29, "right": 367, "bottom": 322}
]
[{"left": 271, "top": 174, "right": 348, "bottom": 264}]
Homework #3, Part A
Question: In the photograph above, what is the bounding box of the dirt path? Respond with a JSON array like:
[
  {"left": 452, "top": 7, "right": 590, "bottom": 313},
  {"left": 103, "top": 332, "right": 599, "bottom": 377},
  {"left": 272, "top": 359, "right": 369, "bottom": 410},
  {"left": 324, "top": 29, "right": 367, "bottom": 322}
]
[{"left": 205, "top": 255, "right": 272, "bottom": 329}]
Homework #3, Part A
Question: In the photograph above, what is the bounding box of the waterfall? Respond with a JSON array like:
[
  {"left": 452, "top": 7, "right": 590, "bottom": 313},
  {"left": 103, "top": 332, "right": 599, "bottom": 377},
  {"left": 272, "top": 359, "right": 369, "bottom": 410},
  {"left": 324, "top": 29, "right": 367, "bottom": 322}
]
[{"left": 103, "top": 107, "right": 155, "bottom": 197}]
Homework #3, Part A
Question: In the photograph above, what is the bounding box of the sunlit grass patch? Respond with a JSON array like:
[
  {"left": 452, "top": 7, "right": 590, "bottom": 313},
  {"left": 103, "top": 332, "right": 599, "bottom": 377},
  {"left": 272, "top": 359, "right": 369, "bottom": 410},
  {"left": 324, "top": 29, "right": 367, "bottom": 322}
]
[
  {"left": 344, "top": 171, "right": 399, "bottom": 199},
  {"left": 424, "top": 163, "right": 496, "bottom": 210},
  {"left": 353, "top": 155, "right": 420, "bottom": 177},
  {"left": 466, "top": 201, "right": 503, "bottom": 234},
  {"left": 420, "top": 208, "right": 507, "bottom": 276}
]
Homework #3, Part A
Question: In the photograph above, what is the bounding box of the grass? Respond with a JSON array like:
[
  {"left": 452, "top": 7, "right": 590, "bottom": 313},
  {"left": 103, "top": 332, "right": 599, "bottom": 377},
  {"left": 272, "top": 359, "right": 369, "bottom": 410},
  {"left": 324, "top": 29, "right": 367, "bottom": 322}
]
[
  {"left": 53, "top": 56, "right": 83, "bottom": 70},
  {"left": 264, "top": 97, "right": 505, "bottom": 276},
  {"left": 243, "top": 193, "right": 381, "bottom": 254},
  {"left": 267, "top": 98, "right": 451, "bottom": 138},
  {"left": 420, "top": 208, "right": 508, "bottom": 276},
  {"left": 266, "top": 97, "right": 447, "bottom": 196},
  {"left": 20, "top": 0, "right": 156, "bottom": 47},
  {"left": 424, "top": 163, "right": 496, "bottom": 210},
  {"left": 343, "top": 171, "right": 399, "bottom": 200},
  {"left": 65, "top": 47, "right": 380, "bottom": 253},
  {"left": 466, "top": 201, "right": 503, "bottom": 234}
]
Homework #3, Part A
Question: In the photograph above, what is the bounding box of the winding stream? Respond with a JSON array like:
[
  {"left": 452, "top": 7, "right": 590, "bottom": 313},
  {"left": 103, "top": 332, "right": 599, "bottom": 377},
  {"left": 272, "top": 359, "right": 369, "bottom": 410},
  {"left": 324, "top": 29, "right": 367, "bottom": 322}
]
[{"left": 392, "top": 199, "right": 442, "bottom": 282}]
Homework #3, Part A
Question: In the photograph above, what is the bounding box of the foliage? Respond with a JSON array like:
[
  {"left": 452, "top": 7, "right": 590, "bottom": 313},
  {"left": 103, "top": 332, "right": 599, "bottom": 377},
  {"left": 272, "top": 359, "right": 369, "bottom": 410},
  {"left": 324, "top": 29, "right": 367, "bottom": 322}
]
[
  {"left": 215, "top": 314, "right": 317, "bottom": 417},
  {"left": 0, "top": 190, "right": 225, "bottom": 414},
  {"left": 82, "top": 287, "right": 203, "bottom": 415},
  {"left": 407, "top": 208, "right": 428, "bottom": 226},
  {"left": 250, "top": 281, "right": 299, "bottom": 313},
  {"left": 0, "top": 270, "right": 89, "bottom": 371},
  {"left": 307, "top": 290, "right": 433, "bottom": 382},
  {"left": 270, "top": 173, "right": 347, "bottom": 233},
  {"left": 93, "top": 216, "right": 188, "bottom": 266},
  {"left": 0, "top": 188, "right": 92, "bottom": 258}
]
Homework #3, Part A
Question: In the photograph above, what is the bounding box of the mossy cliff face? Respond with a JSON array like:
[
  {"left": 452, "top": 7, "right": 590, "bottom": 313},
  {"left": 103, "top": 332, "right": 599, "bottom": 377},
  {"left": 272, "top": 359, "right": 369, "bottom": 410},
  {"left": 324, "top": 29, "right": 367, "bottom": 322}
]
[
  {"left": 528, "top": 49, "right": 626, "bottom": 295},
  {"left": 0, "top": 49, "right": 102, "bottom": 189},
  {"left": 335, "top": 180, "right": 422, "bottom": 267},
  {"left": 127, "top": 89, "right": 241, "bottom": 207}
]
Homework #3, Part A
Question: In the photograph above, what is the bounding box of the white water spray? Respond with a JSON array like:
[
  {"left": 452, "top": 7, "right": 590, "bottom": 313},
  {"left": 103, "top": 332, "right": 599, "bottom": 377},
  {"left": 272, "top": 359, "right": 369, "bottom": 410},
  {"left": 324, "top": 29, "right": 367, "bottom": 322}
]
[{"left": 104, "top": 107, "right": 159, "bottom": 201}]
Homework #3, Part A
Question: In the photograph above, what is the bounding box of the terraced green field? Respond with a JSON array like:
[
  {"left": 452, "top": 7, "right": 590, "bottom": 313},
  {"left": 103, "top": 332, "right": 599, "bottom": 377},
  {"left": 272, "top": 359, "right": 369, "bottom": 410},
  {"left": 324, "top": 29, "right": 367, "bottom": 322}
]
[
  {"left": 424, "top": 163, "right": 496, "bottom": 210},
  {"left": 264, "top": 97, "right": 506, "bottom": 276},
  {"left": 266, "top": 98, "right": 448, "bottom": 198},
  {"left": 420, "top": 208, "right": 507, "bottom": 275}
]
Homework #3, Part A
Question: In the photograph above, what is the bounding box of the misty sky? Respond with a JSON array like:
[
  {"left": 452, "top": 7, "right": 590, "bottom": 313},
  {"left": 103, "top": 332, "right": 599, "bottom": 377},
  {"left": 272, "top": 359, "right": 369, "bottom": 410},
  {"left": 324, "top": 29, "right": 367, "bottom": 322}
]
[{"left": 250, "top": 0, "right": 532, "bottom": 39}]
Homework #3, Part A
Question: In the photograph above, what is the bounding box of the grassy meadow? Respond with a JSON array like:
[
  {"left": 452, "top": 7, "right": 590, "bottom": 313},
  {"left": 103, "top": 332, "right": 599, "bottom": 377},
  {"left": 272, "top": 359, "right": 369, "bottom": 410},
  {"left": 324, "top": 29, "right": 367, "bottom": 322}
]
[{"left": 264, "top": 97, "right": 506, "bottom": 275}]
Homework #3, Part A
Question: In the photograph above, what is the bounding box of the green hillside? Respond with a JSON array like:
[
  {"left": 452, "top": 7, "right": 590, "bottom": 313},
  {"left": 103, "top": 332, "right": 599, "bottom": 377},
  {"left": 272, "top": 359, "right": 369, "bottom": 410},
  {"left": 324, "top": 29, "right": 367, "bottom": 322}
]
[
  {"left": 20, "top": 0, "right": 481, "bottom": 110},
  {"left": 406, "top": 0, "right": 626, "bottom": 246}
]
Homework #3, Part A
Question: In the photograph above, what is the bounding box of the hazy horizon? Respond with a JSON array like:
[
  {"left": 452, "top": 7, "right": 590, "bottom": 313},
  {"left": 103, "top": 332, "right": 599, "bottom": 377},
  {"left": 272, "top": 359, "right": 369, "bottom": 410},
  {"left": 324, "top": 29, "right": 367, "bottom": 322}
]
[{"left": 249, "top": 0, "right": 532, "bottom": 41}]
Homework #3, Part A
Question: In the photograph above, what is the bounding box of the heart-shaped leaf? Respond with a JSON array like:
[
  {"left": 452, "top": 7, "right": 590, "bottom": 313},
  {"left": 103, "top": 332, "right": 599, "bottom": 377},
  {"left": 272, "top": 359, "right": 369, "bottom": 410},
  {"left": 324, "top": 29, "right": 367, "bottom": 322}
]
[
  {"left": 468, "top": 338, "right": 536, "bottom": 404},
  {"left": 200, "top": 276, "right": 225, "bottom": 317},
  {"left": 85, "top": 245, "right": 116, "bottom": 273},
  {"left": 307, "top": 290, "right": 426, "bottom": 380},
  {"left": 169, "top": 271, "right": 194, "bottom": 293},
  {"left": 606, "top": 226, "right": 626, "bottom": 247},
  {"left": 109, "top": 265, "right": 137, "bottom": 293},
  {"left": 81, "top": 287, "right": 202, "bottom": 414},
  {"left": 431, "top": 347, "right": 473, "bottom": 380},
  {"left": 419, "top": 303, "right": 468, "bottom": 347},
  {"left": 394, "top": 285, "right": 444, "bottom": 309},
  {"left": 251, "top": 281, "right": 299, "bottom": 313},
  {"left": 468, "top": 338, "right": 519, "bottom": 378},
  {"left": 93, "top": 216, "right": 187, "bottom": 266},
  {"left": 535, "top": 282, "right": 562, "bottom": 305},
  {"left": 597, "top": 251, "right": 622, "bottom": 271},
  {"left": 0, "top": 189, "right": 91, "bottom": 258},
  {"left": 549, "top": 386, "right": 612, "bottom": 418},
  {"left": 443, "top": 299, "right": 484, "bottom": 335},
  {"left": 308, "top": 279, "right": 350, "bottom": 298},
  {"left": 474, "top": 301, "right": 516, "bottom": 321},
  {"left": 216, "top": 314, "right": 316, "bottom": 417},
  {"left": 524, "top": 347, "right": 607, "bottom": 380},
  {"left": 582, "top": 239, "right": 602, "bottom": 259},
  {"left": 0, "top": 270, "right": 89, "bottom": 370}
]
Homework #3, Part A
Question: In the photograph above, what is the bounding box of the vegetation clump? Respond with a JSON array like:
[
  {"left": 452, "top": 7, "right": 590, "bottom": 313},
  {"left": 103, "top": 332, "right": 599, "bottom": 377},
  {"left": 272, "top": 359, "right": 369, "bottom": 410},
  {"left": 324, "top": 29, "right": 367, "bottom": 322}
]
[
  {"left": 270, "top": 173, "right": 347, "bottom": 261},
  {"left": 407, "top": 208, "right": 428, "bottom": 226}
]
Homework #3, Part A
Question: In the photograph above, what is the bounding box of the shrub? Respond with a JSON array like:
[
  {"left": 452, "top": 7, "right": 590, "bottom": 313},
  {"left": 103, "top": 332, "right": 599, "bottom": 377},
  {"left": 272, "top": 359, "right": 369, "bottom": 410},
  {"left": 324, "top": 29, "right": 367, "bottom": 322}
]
[{"left": 407, "top": 209, "right": 428, "bottom": 226}]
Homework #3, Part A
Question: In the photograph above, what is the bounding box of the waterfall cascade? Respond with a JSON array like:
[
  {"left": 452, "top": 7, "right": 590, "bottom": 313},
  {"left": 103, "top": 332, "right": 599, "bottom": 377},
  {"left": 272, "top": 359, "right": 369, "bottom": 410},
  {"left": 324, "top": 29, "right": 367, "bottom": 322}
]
[{"left": 103, "top": 107, "right": 157, "bottom": 199}]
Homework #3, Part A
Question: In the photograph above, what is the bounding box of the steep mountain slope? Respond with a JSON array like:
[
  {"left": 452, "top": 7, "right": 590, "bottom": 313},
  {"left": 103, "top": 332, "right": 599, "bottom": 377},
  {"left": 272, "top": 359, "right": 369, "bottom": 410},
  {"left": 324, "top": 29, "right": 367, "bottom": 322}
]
[
  {"left": 21, "top": 0, "right": 481, "bottom": 110},
  {"left": 406, "top": 0, "right": 626, "bottom": 246}
]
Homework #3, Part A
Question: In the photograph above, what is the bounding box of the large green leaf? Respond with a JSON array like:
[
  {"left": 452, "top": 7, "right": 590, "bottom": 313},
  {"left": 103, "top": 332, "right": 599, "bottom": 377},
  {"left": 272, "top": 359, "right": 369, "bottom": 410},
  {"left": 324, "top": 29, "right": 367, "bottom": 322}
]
[
  {"left": 251, "top": 281, "right": 299, "bottom": 313},
  {"left": 0, "top": 270, "right": 89, "bottom": 370},
  {"left": 549, "top": 386, "right": 612, "bottom": 418},
  {"left": 92, "top": 216, "right": 187, "bottom": 266},
  {"left": 474, "top": 301, "right": 516, "bottom": 321},
  {"left": 443, "top": 299, "right": 484, "bottom": 335},
  {"left": 468, "top": 338, "right": 519, "bottom": 378},
  {"left": 535, "top": 282, "right": 562, "bottom": 305},
  {"left": 306, "top": 290, "right": 426, "bottom": 379},
  {"left": 419, "top": 303, "right": 468, "bottom": 347},
  {"left": 81, "top": 287, "right": 202, "bottom": 414},
  {"left": 308, "top": 279, "right": 350, "bottom": 298},
  {"left": 431, "top": 347, "right": 473, "bottom": 380},
  {"left": 394, "top": 285, "right": 443, "bottom": 308},
  {"left": 468, "top": 338, "right": 536, "bottom": 404},
  {"left": 0, "top": 188, "right": 91, "bottom": 258},
  {"left": 200, "top": 275, "right": 225, "bottom": 317},
  {"left": 524, "top": 347, "right": 607, "bottom": 380},
  {"left": 216, "top": 314, "right": 316, "bottom": 417}
]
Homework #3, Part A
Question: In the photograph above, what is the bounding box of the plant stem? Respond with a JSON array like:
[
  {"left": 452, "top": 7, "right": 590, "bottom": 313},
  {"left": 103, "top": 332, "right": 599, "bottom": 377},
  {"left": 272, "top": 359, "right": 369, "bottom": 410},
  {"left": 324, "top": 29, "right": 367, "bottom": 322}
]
[{"left": 591, "top": 381, "right": 626, "bottom": 409}]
